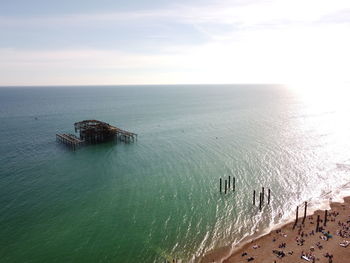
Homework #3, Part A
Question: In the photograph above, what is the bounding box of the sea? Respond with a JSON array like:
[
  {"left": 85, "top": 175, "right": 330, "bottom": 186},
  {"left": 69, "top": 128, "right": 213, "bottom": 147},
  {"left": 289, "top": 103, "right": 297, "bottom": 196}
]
[{"left": 1, "top": 84, "right": 350, "bottom": 262}]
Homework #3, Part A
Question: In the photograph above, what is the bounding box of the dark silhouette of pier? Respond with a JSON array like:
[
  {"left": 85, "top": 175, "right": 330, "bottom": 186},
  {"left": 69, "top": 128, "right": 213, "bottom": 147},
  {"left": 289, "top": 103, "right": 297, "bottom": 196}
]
[{"left": 56, "top": 120, "right": 137, "bottom": 149}]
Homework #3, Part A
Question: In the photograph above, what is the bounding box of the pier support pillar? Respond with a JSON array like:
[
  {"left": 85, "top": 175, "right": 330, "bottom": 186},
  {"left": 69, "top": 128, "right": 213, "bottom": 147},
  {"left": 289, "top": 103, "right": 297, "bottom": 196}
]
[
  {"left": 259, "top": 192, "right": 262, "bottom": 211},
  {"left": 316, "top": 215, "right": 320, "bottom": 232},
  {"left": 293, "top": 206, "right": 299, "bottom": 229},
  {"left": 262, "top": 187, "right": 264, "bottom": 204},
  {"left": 302, "top": 202, "right": 307, "bottom": 225}
]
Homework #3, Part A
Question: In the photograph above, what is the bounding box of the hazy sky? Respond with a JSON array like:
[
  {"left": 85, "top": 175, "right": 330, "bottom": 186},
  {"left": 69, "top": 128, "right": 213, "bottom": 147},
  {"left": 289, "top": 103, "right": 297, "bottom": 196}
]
[{"left": 0, "top": 0, "right": 350, "bottom": 85}]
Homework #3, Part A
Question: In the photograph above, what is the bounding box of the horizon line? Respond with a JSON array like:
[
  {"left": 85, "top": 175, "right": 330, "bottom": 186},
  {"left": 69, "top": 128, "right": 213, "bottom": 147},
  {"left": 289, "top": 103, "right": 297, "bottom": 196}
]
[{"left": 0, "top": 83, "right": 285, "bottom": 88}]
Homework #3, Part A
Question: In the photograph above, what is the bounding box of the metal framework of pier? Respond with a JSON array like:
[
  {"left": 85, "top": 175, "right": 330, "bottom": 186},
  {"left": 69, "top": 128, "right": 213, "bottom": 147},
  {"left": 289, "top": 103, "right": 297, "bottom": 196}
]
[
  {"left": 56, "top": 133, "right": 84, "bottom": 150},
  {"left": 56, "top": 120, "right": 137, "bottom": 149}
]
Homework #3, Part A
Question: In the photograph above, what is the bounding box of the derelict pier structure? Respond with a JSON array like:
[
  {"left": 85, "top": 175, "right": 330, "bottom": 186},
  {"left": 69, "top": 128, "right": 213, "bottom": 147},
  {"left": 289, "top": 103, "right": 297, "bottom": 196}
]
[{"left": 56, "top": 120, "right": 137, "bottom": 149}]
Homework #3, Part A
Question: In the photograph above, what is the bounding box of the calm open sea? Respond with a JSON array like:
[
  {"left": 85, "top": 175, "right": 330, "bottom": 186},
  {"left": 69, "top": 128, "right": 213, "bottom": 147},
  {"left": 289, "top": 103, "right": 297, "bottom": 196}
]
[{"left": 1, "top": 85, "right": 350, "bottom": 262}]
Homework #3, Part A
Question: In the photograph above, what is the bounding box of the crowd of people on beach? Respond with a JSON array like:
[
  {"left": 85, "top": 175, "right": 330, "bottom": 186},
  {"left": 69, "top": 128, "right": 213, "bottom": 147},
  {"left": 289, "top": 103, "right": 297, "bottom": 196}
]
[
  {"left": 336, "top": 218, "right": 350, "bottom": 238},
  {"left": 234, "top": 205, "right": 350, "bottom": 263}
]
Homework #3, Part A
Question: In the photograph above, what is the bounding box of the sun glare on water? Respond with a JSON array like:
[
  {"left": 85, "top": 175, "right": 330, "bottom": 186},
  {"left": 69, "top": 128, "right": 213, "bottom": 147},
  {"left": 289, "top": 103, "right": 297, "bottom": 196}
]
[
  {"left": 287, "top": 81, "right": 350, "bottom": 107},
  {"left": 287, "top": 81, "right": 350, "bottom": 151}
]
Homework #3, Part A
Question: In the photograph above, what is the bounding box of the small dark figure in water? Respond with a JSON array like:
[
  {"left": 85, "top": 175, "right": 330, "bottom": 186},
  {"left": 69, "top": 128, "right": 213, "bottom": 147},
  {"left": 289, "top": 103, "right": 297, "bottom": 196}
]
[{"left": 247, "top": 257, "right": 254, "bottom": 261}]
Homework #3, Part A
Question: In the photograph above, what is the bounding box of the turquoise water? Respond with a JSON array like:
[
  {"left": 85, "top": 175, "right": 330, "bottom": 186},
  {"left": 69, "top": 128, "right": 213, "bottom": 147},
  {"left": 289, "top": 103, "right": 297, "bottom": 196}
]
[{"left": 1, "top": 85, "right": 350, "bottom": 262}]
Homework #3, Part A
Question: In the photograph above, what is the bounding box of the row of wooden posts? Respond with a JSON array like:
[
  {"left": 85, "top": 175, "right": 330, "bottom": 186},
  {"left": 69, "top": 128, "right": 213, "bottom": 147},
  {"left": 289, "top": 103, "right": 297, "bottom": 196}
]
[
  {"left": 219, "top": 178, "right": 272, "bottom": 211},
  {"left": 219, "top": 178, "right": 328, "bottom": 233},
  {"left": 253, "top": 187, "right": 271, "bottom": 211},
  {"left": 219, "top": 176, "right": 236, "bottom": 194},
  {"left": 292, "top": 201, "right": 328, "bottom": 232}
]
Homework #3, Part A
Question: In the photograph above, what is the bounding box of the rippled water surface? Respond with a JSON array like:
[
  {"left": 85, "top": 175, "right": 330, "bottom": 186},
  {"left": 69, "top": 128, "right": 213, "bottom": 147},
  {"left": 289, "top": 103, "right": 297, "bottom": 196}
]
[{"left": 1, "top": 85, "right": 350, "bottom": 262}]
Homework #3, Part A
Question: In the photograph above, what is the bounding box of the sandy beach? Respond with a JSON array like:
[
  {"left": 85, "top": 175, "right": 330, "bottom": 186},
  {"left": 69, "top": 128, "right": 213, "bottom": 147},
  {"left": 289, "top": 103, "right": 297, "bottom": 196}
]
[{"left": 201, "top": 197, "right": 350, "bottom": 263}]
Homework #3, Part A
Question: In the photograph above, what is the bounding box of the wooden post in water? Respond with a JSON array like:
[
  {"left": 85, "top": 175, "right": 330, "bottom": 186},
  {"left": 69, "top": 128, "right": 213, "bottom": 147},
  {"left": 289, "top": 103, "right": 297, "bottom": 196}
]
[
  {"left": 220, "top": 178, "right": 222, "bottom": 193},
  {"left": 259, "top": 192, "right": 262, "bottom": 211},
  {"left": 253, "top": 190, "right": 256, "bottom": 205},
  {"left": 293, "top": 206, "right": 299, "bottom": 229},
  {"left": 324, "top": 210, "right": 328, "bottom": 227},
  {"left": 228, "top": 176, "right": 231, "bottom": 189},
  {"left": 316, "top": 215, "right": 320, "bottom": 232},
  {"left": 302, "top": 201, "right": 308, "bottom": 225},
  {"left": 267, "top": 189, "right": 271, "bottom": 205},
  {"left": 225, "top": 180, "right": 227, "bottom": 194},
  {"left": 262, "top": 187, "right": 265, "bottom": 204},
  {"left": 233, "top": 177, "right": 235, "bottom": 191}
]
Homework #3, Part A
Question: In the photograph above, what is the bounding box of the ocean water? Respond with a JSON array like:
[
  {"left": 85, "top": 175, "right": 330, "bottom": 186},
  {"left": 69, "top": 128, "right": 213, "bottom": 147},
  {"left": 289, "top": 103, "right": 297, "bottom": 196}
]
[{"left": 0, "top": 84, "right": 350, "bottom": 262}]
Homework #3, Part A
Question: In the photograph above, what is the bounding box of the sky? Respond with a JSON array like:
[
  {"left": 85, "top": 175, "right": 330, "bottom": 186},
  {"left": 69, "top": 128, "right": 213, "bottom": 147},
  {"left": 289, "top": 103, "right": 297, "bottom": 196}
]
[{"left": 0, "top": 0, "right": 350, "bottom": 86}]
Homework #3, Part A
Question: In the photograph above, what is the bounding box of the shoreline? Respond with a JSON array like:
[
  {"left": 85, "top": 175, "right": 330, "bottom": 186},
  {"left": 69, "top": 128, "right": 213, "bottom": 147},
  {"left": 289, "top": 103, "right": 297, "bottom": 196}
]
[{"left": 200, "top": 196, "right": 350, "bottom": 263}]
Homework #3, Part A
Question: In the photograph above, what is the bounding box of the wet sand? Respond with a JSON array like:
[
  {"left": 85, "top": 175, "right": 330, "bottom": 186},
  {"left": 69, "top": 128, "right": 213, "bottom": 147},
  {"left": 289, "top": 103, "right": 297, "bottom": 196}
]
[{"left": 201, "top": 197, "right": 350, "bottom": 263}]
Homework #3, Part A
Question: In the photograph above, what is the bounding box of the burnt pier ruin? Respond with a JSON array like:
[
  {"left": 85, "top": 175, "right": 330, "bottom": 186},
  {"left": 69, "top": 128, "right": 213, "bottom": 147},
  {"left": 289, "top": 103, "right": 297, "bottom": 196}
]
[{"left": 56, "top": 120, "right": 137, "bottom": 149}]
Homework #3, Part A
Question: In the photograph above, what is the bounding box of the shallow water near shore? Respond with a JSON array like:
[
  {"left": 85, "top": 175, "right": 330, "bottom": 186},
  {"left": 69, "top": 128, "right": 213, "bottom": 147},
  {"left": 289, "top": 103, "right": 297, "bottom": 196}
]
[{"left": 1, "top": 84, "right": 350, "bottom": 262}]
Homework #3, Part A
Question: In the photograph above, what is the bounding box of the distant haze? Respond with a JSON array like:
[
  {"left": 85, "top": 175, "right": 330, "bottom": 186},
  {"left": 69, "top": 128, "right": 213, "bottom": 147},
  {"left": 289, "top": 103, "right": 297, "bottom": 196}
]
[{"left": 0, "top": 0, "right": 350, "bottom": 86}]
